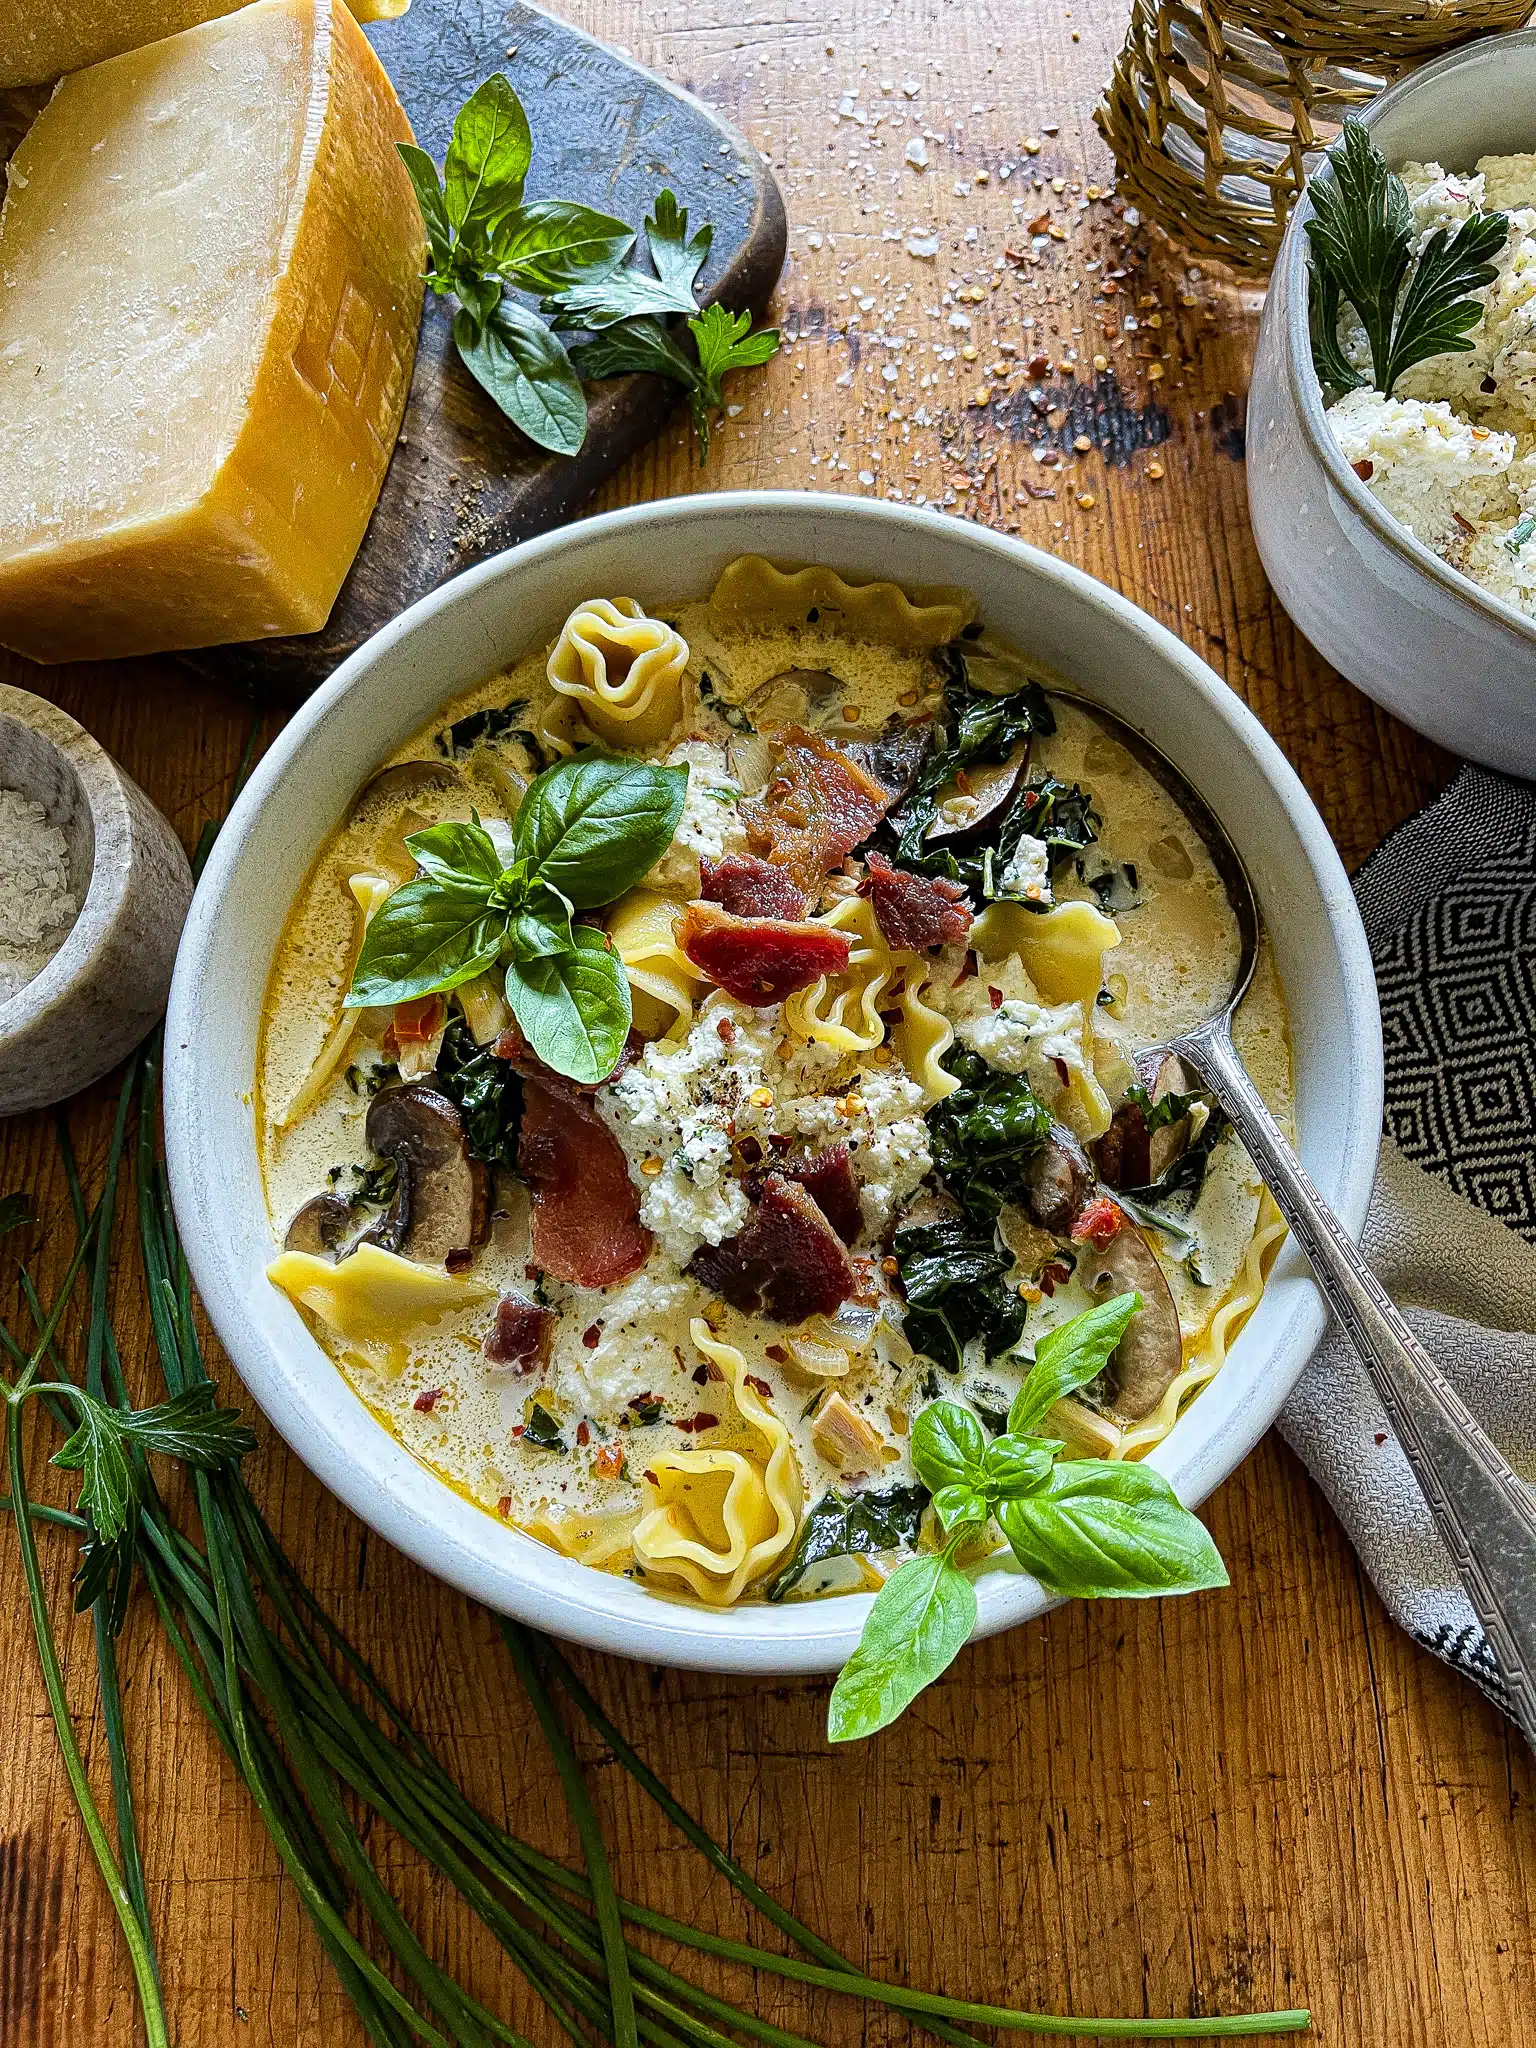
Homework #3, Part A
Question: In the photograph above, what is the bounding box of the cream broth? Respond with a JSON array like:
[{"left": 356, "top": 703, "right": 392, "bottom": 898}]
[{"left": 259, "top": 565, "right": 1292, "bottom": 1606}]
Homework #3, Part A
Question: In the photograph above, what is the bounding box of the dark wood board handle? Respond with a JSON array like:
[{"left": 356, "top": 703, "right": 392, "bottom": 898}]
[{"left": 186, "top": 0, "right": 786, "bottom": 704}]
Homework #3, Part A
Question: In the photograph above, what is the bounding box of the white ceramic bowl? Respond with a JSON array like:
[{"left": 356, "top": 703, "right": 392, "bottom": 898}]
[
  {"left": 1249, "top": 30, "right": 1536, "bottom": 778},
  {"left": 164, "top": 493, "right": 1382, "bottom": 1675}
]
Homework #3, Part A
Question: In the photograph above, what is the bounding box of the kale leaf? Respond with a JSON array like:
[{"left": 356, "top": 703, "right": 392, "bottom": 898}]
[
  {"left": 892, "top": 641, "right": 1056, "bottom": 870},
  {"left": 926, "top": 1047, "right": 1053, "bottom": 1224},
  {"left": 434, "top": 1016, "right": 522, "bottom": 1170},
  {"left": 894, "top": 1214, "right": 1029, "bottom": 1374},
  {"left": 765, "top": 1483, "right": 931, "bottom": 1600},
  {"left": 435, "top": 696, "right": 535, "bottom": 759}
]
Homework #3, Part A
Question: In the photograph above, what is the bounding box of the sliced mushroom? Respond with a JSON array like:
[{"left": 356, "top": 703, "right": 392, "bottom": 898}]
[
  {"left": 363, "top": 1084, "right": 489, "bottom": 1267},
  {"left": 924, "top": 741, "right": 1030, "bottom": 849},
  {"left": 835, "top": 726, "right": 932, "bottom": 807},
  {"left": 1094, "top": 1051, "right": 1196, "bottom": 1191},
  {"left": 1017, "top": 1122, "right": 1093, "bottom": 1236},
  {"left": 812, "top": 1390, "right": 890, "bottom": 1473},
  {"left": 1078, "top": 1220, "right": 1183, "bottom": 1421},
  {"left": 744, "top": 668, "right": 843, "bottom": 726},
  {"left": 352, "top": 759, "right": 463, "bottom": 817},
  {"left": 284, "top": 1193, "right": 356, "bottom": 1257}
]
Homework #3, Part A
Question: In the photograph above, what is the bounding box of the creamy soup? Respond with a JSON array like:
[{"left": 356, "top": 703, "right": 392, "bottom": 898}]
[{"left": 259, "top": 558, "right": 1290, "bottom": 1607}]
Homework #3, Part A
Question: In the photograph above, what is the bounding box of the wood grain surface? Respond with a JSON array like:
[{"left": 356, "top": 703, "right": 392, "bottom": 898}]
[{"left": 1, "top": 1, "right": 1530, "bottom": 2044}]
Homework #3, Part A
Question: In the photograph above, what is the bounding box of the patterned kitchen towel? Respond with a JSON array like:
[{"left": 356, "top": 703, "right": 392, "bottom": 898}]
[{"left": 1278, "top": 764, "right": 1536, "bottom": 1721}]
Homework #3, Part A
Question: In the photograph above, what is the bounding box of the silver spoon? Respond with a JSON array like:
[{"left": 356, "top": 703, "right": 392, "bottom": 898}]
[{"left": 1060, "top": 693, "right": 1536, "bottom": 1747}]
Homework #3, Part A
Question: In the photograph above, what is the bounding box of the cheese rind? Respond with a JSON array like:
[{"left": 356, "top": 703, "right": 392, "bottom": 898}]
[
  {"left": 0, "top": 0, "right": 426, "bottom": 661},
  {"left": 0, "top": 0, "right": 409, "bottom": 92}
]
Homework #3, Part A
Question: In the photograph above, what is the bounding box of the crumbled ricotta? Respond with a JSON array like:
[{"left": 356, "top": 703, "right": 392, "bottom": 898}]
[
  {"left": 598, "top": 996, "right": 932, "bottom": 1261},
  {"left": 548, "top": 1262, "right": 702, "bottom": 1409},
  {"left": 645, "top": 737, "right": 748, "bottom": 894},
  {"left": 1324, "top": 151, "right": 1536, "bottom": 616},
  {"left": 998, "top": 833, "right": 1051, "bottom": 902},
  {"left": 940, "top": 953, "right": 1087, "bottom": 1100}
]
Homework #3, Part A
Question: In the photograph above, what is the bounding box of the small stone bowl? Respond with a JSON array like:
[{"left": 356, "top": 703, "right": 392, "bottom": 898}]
[{"left": 0, "top": 686, "right": 193, "bottom": 1116}]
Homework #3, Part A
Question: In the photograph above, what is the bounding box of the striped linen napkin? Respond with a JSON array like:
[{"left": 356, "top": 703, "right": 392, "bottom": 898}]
[{"left": 1278, "top": 764, "right": 1536, "bottom": 1721}]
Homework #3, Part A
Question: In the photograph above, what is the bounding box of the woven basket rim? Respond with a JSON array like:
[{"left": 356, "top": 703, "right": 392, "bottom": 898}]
[{"left": 1279, "top": 25, "right": 1536, "bottom": 648}]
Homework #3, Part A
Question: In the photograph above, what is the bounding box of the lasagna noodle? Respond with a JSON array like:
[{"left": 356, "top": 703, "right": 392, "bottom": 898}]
[
  {"left": 708, "top": 556, "right": 977, "bottom": 649},
  {"left": 630, "top": 1320, "right": 800, "bottom": 1603},
  {"left": 606, "top": 888, "right": 710, "bottom": 1041},
  {"left": 546, "top": 597, "right": 689, "bottom": 750},
  {"left": 888, "top": 962, "right": 961, "bottom": 1105},
  {"left": 785, "top": 894, "right": 896, "bottom": 1053}
]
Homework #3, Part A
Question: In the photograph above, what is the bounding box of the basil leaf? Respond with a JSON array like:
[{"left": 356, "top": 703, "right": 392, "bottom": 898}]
[
  {"left": 547, "top": 189, "right": 710, "bottom": 330},
  {"left": 345, "top": 877, "right": 504, "bottom": 1008},
  {"left": 396, "top": 141, "right": 453, "bottom": 271},
  {"left": 765, "top": 1484, "right": 929, "bottom": 1601},
  {"left": 827, "top": 1551, "right": 976, "bottom": 1742},
  {"left": 995, "top": 1460, "right": 1228, "bottom": 1600},
  {"left": 491, "top": 200, "right": 634, "bottom": 293},
  {"left": 930, "top": 1483, "right": 988, "bottom": 1533},
  {"left": 910, "top": 1402, "right": 987, "bottom": 1495},
  {"left": 980, "top": 1435, "right": 1056, "bottom": 1499},
  {"left": 509, "top": 882, "right": 576, "bottom": 961},
  {"left": 516, "top": 754, "right": 688, "bottom": 907},
  {"left": 504, "top": 927, "right": 632, "bottom": 1084},
  {"left": 405, "top": 815, "right": 504, "bottom": 889},
  {"left": 1008, "top": 1291, "right": 1141, "bottom": 1436},
  {"left": 444, "top": 73, "right": 532, "bottom": 245},
  {"left": 454, "top": 302, "right": 587, "bottom": 458}
]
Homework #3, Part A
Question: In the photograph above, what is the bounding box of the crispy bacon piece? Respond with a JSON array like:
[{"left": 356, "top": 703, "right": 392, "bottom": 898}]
[
  {"left": 1070, "top": 1195, "right": 1125, "bottom": 1252},
  {"left": 741, "top": 725, "right": 893, "bottom": 893},
  {"left": 699, "top": 852, "right": 809, "bottom": 921},
  {"left": 676, "top": 901, "right": 851, "bottom": 1006},
  {"left": 862, "top": 851, "right": 973, "bottom": 953},
  {"left": 688, "top": 1171, "right": 857, "bottom": 1323},
  {"left": 768, "top": 1143, "right": 863, "bottom": 1247},
  {"left": 517, "top": 1077, "right": 651, "bottom": 1287},
  {"left": 483, "top": 1294, "right": 556, "bottom": 1372}
]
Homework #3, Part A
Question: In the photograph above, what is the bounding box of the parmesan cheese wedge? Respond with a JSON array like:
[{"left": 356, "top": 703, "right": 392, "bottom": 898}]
[
  {"left": 0, "top": 0, "right": 426, "bottom": 661},
  {"left": 0, "top": 0, "right": 409, "bottom": 93}
]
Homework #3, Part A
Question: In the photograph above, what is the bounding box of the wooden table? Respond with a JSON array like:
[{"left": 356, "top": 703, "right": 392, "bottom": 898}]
[{"left": 2, "top": 2, "right": 1530, "bottom": 2043}]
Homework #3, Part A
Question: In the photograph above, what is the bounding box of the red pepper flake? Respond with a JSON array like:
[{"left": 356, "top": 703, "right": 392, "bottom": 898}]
[
  {"left": 676, "top": 1412, "right": 720, "bottom": 1434},
  {"left": 1028, "top": 349, "right": 1051, "bottom": 374},
  {"left": 510, "top": 1424, "right": 525, "bottom": 1439},
  {"left": 988, "top": 984, "right": 1004, "bottom": 1010},
  {"left": 955, "top": 769, "right": 973, "bottom": 795},
  {"left": 643, "top": 1469, "right": 659, "bottom": 1486},
  {"left": 496, "top": 1495, "right": 512, "bottom": 1518},
  {"left": 445, "top": 1247, "right": 473, "bottom": 1275},
  {"left": 692, "top": 1364, "right": 711, "bottom": 1386},
  {"left": 716, "top": 1016, "right": 738, "bottom": 1046},
  {"left": 702, "top": 1356, "right": 724, "bottom": 1382},
  {"left": 594, "top": 1443, "right": 627, "bottom": 1480},
  {"left": 953, "top": 956, "right": 978, "bottom": 985},
  {"left": 1352, "top": 458, "right": 1374, "bottom": 482},
  {"left": 576, "top": 1420, "right": 591, "bottom": 1447},
  {"left": 1071, "top": 1195, "right": 1125, "bottom": 1250},
  {"left": 582, "top": 1322, "right": 602, "bottom": 1349},
  {"left": 1039, "top": 1260, "right": 1072, "bottom": 1297},
  {"left": 745, "top": 1375, "right": 772, "bottom": 1400},
  {"left": 1374, "top": 1432, "right": 1388, "bottom": 1446},
  {"left": 1052, "top": 1056, "right": 1070, "bottom": 1086},
  {"left": 764, "top": 1343, "right": 788, "bottom": 1364},
  {"left": 413, "top": 1388, "right": 444, "bottom": 1413}
]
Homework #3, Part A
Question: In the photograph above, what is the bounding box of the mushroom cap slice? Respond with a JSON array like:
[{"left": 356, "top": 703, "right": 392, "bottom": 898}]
[
  {"left": 351, "top": 759, "right": 463, "bottom": 816},
  {"left": 284, "top": 1193, "right": 356, "bottom": 1257},
  {"left": 1017, "top": 1121, "right": 1093, "bottom": 1236},
  {"left": 744, "top": 668, "right": 843, "bottom": 726},
  {"left": 1078, "top": 1219, "right": 1184, "bottom": 1421},
  {"left": 923, "top": 740, "right": 1030, "bottom": 849},
  {"left": 364, "top": 1083, "right": 489, "bottom": 1268}
]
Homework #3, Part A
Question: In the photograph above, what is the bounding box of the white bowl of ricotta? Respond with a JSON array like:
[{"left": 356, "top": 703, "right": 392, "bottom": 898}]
[
  {"left": 1249, "top": 30, "right": 1536, "bottom": 776},
  {"left": 163, "top": 492, "right": 1381, "bottom": 1675}
]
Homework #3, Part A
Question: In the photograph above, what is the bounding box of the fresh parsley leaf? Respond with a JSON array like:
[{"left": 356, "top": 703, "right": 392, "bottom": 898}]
[
  {"left": 513, "top": 753, "right": 688, "bottom": 906},
  {"left": 894, "top": 1213, "right": 1028, "bottom": 1374},
  {"left": 443, "top": 73, "right": 532, "bottom": 249},
  {"left": 1008, "top": 1291, "right": 1141, "bottom": 1435},
  {"left": 52, "top": 1395, "right": 134, "bottom": 1546},
  {"left": 549, "top": 188, "right": 711, "bottom": 328},
  {"left": 1306, "top": 116, "right": 1508, "bottom": 401},
  {"left": 454, "top": 300, "right": 588, "bottom": 457},
  {"left": 765, "top": 1483, "right": 930, "bottom": 1601},
  {"left": 488, "top": 200, "right": 634, "bottom": 294},
  {"left": 995, "top": 1459, "right": 1228, "bottom": 1600},
  {"left": 434, "top": 1016, "right": 522, "bottom": 1169},
  {"left": 504, "top": 927, "right": 632, "bottom": 1085},
  {"left": 114, "top": 1385, "right": 257, "bottom": 1468},
  {"left": 685, "top": 303, "right": 781, "bottom": 452},
  {"left": 926, "top": 1047, "right": 1053, "bottom": 1225},
  {"left": 826, "top": 1548, "right": 976, "bottom": 1742},
  {"left": 346, "top": 876, "right": 504, "bottom": 1009}
]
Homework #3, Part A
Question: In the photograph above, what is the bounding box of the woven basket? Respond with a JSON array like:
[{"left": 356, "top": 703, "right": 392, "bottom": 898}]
[{"left": 1097, "top": 0, "right": 1533, "bottom": 273}]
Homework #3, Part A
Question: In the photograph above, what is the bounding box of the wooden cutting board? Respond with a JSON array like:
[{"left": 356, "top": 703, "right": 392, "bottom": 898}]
[{"left": 188, "top": 0, "right": 786, "bottom": 703}]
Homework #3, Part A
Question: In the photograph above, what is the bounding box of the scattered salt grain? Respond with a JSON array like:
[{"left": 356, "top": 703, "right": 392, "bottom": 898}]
[
  {"left": 904, "top": 137, "right": 928, "bottom": 168},
  {"left": 0, "top": 789, "right": 78, "bottom": 1006}
]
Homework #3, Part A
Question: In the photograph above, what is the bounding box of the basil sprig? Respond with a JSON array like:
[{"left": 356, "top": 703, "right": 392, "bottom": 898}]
[
  {"left": 345, "top": 751, "right": 686, "bottom": 1085},
  {"left": 827, "top": 1292, "right": 1228, "bottom": 1741},
  {"left": 398, "top": 78, "right": 780, "bottom": 458}
]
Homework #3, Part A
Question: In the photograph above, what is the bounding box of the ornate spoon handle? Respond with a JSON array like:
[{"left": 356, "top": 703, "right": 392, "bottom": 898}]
[{"left": 1174, "top": 1020, "right": 1536, "bottom": 1749}]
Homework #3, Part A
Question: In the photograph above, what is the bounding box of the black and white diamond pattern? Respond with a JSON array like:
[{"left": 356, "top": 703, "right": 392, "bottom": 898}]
[{"left": 1371, "top": 811, "right": 1536, "bottom": 1245}]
